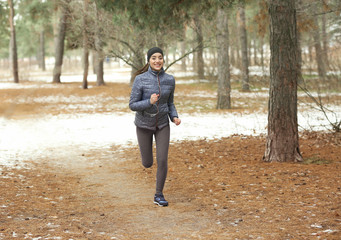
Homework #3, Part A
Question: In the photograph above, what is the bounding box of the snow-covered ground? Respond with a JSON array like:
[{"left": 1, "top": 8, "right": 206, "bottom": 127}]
[
  {"left": 1, "top": 105, "right": 339, "bottom": 168},
  {"left": 0, "top": 67, "right": 340, "bottom": 167}
]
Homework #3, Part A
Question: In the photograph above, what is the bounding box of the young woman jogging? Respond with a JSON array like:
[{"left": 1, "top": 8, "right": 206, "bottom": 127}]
[{"left": 129, "top": 47, "right": 181, "bottom": 207}]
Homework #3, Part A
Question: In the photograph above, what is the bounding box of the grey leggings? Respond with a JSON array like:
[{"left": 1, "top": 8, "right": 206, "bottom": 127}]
[{"left": 136, "top": 125, "right": 170, "bottom": 194}]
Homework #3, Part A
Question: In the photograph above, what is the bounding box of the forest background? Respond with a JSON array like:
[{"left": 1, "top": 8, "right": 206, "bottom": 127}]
[{"left": 1, "top": 0, "right": 340, "bottom": 157}]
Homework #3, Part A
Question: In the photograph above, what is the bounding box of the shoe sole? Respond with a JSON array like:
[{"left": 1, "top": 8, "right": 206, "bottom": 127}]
[{"left": 154, "top": 201, "right": 168, "bottom": 207}]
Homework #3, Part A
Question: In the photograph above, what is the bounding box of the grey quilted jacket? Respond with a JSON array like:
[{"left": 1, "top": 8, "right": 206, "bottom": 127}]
[{"left": 129, "top": 66, "right": 178, "bottom": 130}]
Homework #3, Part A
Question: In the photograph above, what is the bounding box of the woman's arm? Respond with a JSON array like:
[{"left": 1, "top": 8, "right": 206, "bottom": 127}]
[
  {"left": 167, "top": 79, "right": 179, "bottom": 122},
  {"left": 129, "top": 77, "right": 152, "bottom": 112}
]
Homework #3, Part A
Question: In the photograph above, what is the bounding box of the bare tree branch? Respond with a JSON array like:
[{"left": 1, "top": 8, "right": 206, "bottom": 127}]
[
  {"left": 164, "top": 43, "right": 210, "bottom": 72},
  {"left": 299, "top": 84, "right": 340, "bottom": 132},
  {"left": 312, "top": 9, "right": 341, "bottom": 16},
  {"left": 109, "top": 36, "right": 139, "bottom": 56},
  {"left": 107, "top": 50, "right": 139, "bottom": 70}
]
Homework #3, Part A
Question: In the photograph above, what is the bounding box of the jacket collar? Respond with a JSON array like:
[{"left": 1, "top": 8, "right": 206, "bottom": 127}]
[{"left": 148, "top": 66, "right": 164, "bottom": 76}]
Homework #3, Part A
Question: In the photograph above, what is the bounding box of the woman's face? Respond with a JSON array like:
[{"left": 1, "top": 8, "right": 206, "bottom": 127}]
[{"left": 149, "top": 53, "right": 164, "bottom": 71}]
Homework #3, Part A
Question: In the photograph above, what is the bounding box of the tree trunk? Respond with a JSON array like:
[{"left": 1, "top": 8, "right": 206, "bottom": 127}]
[
  {"left": 130, "top": 47, "right": 145, "bottom": 85},
  {"left": 8, "top": 0, "right": 19, "bottom": 83},
  {"left": 165, "top": 47, "right": 169, "bottom": 64},
  {"left": 230, "top": 44, "right": 235, "bottom": 67},
  {"left": 40, "top": 30, "right": 46, "bottom": 71},
  {"left": 37, "top": 46, "right": 41, "bottom": 69},
  {"left": 180, "top": 27, "right": 187, "bottom": 72},
  {"left": 52, "top": 1, "right": 68, "bottom": 83},
  {"left": 297, "top": 25, "right": 303, "bottom": 85},
  {"left": 253, "top": 39, "right": 258, "bottom": 65},
  {"left": 194, "top": 15, "right": 205, "bottom": 79},
  {"left": 82, "top": 0, "right": 89, "bottom": 89},
  {"left": 308, "top": 36, "right": 314, "bottom": 76},
  {"left": 260, "top": 37, "right": 265, "bottom": 71},
  {"left": 192, "top": 48, "right": 197, "bottom": 73},
  {"left": 238, "top": 3, "right": 249, "bottom": 91},
  {"left": 94, "top": 2, "right": 105, "bottom": 86},
  {"left": 263, "top": 0, "right": 303, "bottom": 163},
  {"left": 235, "top": 20, "right": 241, "bottom": 68},
  {"left": 312, "top": 16, "right": 326, "bottom": 81},
  {"left": 308, "top": 36, "right": 313, "bottom": 63},
  {"left": 92, "top": 51, "right": 96, "bottom": 74},
  {"left": 95, "top": 51, "right": 104, "bottom": 86},
  {"left": 248, "top": 38, "right": 252, "bottom": 65},
  {"left": 216, "top": 7, "right": 231, "bottom": 109},
  {"left": 321, "top": 12, "right": 329, "bottom": 70},
  {"left": 296, "top": 0, "right": 303, "bottom": 74}
]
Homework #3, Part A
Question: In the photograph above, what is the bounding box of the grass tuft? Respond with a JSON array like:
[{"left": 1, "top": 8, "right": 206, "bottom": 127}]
[{"left": 302, "top": 155, "right": 331, "bottom": 165}]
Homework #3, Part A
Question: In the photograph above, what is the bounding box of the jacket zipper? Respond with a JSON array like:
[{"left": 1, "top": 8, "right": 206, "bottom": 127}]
[{"left": 156, "top": 73, "right": 161, "bottom": 128}]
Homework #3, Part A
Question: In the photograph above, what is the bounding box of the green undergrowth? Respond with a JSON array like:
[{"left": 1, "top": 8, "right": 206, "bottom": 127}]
[{"left": 302, "top": 155, "right": 332, "bottom": 165}]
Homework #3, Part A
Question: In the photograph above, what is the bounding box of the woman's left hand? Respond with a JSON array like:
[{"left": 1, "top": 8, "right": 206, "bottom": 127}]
[{"left": 173, "top": 117, "right": 181, "bottom": 126}]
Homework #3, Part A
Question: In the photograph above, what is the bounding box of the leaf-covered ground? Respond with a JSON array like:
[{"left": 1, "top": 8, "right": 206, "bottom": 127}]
[
  {"left": 1, "top": 132, "right": 340, "bottom": 239},
  {"left": 0, "top": 80, "right": 340, "bottom": 239}
]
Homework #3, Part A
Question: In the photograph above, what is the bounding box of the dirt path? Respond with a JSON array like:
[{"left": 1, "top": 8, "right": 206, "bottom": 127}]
[
  {"left": 25, "top": 146, "right": 220, "bottom": 239},
  {"left": 77, "top": 148, "right": 217, "bottom": 239}
]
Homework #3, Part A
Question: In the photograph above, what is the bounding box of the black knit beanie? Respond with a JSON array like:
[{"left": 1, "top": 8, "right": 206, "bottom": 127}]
[{"left": 147, "top": 47, "right": 163, "bottom": 62}]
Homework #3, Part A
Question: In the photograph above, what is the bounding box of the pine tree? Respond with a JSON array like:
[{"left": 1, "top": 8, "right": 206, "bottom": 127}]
[
  {"left": 8, "top": 0, "right": 19, "bottom": 83},
  {"left": 264, "top": 0, "right": 303, "bottom": 162}
]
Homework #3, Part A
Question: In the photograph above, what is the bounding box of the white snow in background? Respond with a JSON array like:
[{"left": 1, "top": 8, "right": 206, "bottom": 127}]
[
  {"left": 0, "top": 65, "right": 271, "bottom": 86},
  {"left": 0, "top": 112, "right": 265, "bottom": 167},
  {"left": 0, "top": 67, "right": 132, "bottom": 85},
  {"left": 0, "top": 67, "right": 340, "bottom": 168},
  {"left": 0, "top": 104, "right": 340, "bottom": 167}
]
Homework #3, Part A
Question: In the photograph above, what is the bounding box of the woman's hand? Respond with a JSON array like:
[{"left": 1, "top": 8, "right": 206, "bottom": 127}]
[
  {"left": 173, "top": 117, "right": 181, "bottom": 126},
  {"left": 150, "top": 93, "right": 159, "bottom": 105}
]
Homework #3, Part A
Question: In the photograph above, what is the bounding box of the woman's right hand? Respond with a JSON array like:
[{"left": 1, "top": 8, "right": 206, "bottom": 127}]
[{"left": 150, "top": 93, "right": 159, "bottom": 105}]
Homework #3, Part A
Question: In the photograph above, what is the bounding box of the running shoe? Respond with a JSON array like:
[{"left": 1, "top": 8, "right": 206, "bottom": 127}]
[{"left": 154, "top": 193, "right": 168, "bottom": 207}]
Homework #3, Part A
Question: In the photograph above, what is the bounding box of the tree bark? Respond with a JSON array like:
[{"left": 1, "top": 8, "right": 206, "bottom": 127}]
[
  {"left": 95, "top": 49, "right": 104, "bottom": 86},
  {"left": 235, "top": 19, "right": 241, "bottom": 68},
  {"left": 238, "top": 3, "right": 249, "bottom": 91},
  {"left": 40, "top": 30, "right": 46, "bottom": 71},
  {"left": 194, "top": 15, "right": 205, "bottom": 79},
  {"left": 192, "top": 46, "right": 197, "bottom": 73},
  {"left": 248, "top": 38, "right": 252, "bottom": 66},
  {"left": 308, "top": 36, "right": 313, "bottom": 63},
  {"left": 216, "top": 7, "right": 231, "bottom": 109},
  {"left": 8, "top": 0, "right": 19, "bottom": 83},
  {"left": 165, "top": 47, "right": 169, "bottom": 64},
  {"left": 52, "top": 1, "right": 68, "bottom": 83},
  {"left": 82, "top": 0, "right": 89, "bottom": 89},
  {"left": 253, "top": 39, "right": 258, "bottom": 65},
  {"left": 92, "top": 51, "right": 96, "bottom": 74},
  {"left": 230, "top": 44, "right": 235, "bottom": 67},
  {"left": 94, "top": 1, "right": 105, "bottom": 86},
  {"left": 260, "top": 37, "right": 265, "bottom": 71},
  {"left": 296, "top": 0, "right": 303, "bottom": 83},
  {"left": 180, "top": 27, "right": 187, "bottom": 72},
  {"left": 321, "top": 12, "right": 329, "bottom": 70},
  {"left": 312, "top": 16, "right": 326, "bottom": 81},
  {"left": 263, "top": 0, "right": 303, "bottom": 163}
]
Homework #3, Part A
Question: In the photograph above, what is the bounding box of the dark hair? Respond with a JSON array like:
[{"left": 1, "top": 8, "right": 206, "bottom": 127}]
[{"left": 132, "top": 63, "right": 149, "bottom": 81}]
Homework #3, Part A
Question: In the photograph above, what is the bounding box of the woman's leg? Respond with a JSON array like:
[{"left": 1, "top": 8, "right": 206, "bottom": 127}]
[
  {"left": 136, "top": 127, "right": 154, "bottom": 168},
  {"left": 154, "top": 125, "right": 170, "bottom": 194}
]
